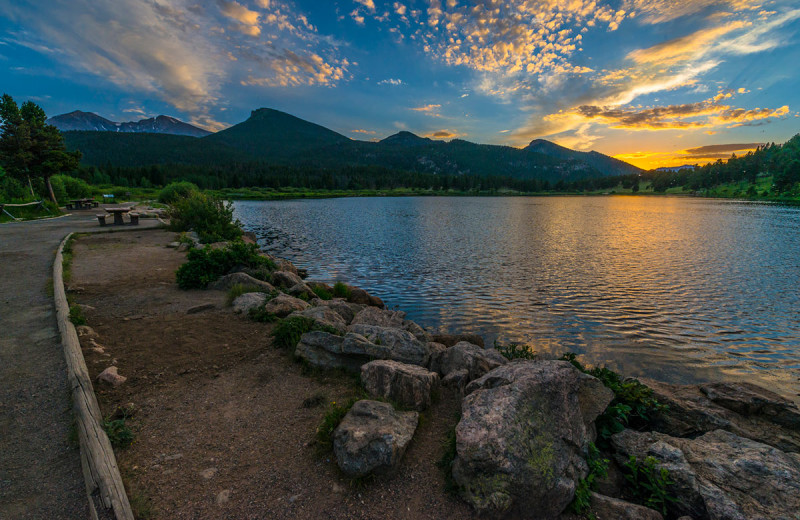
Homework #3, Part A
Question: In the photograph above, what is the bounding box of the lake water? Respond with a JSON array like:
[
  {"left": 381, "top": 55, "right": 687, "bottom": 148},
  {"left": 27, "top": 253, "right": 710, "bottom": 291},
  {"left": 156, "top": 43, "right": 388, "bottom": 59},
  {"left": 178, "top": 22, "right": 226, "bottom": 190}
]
[{"left": 234, "top": 196, "right": 800, "bottom": 401}]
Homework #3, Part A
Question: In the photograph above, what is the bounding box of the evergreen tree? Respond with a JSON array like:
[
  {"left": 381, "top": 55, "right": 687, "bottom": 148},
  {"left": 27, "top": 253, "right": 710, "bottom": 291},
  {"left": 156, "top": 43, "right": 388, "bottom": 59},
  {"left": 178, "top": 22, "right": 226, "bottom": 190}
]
[{"left": 0, "top": 94, "right": 81, "bottom": 203}]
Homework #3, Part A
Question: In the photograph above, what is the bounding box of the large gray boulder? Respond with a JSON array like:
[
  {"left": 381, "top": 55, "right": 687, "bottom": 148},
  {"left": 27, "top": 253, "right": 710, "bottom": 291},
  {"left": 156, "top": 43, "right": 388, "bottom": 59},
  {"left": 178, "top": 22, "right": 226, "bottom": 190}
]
[
  {"left": 271, "top": 270, "right": 304, "bottom": 289},
  {"left": 208, "top": 272, "right": 274, "bottom": 292},
  {"left": 430, "top": 341, "right": 507, "bottom": 384},
  {"left": 346, "top": 286, "right": 385, "bottom": 308},
  {"left": 262, "top": 293, "right": 309, "bottom": 317},
  {"left": 348, "top": 324, "right": 432, "bottom": 366},
  {"left": 452, "top": 361, "right": 614, "bottom": 518},
  {"left": 295, "top": 329, "right": 432, "bottom": 372},
  {"left": 232, "top": 292, "right": 267, "bottom": 314},
  {"left": 287, "top": 282, "right": 316, "bottom": 300},
  {"left": 333, "top": 400, "right": 418, "bottom": 478},
  {"left": 361, "top": 360, "right": 440, "bottom": 411},
  {"left": 289, "top": 306, "right": 348, "bottom": 334},
  {"left": 314, "top": 298, "right": 362, "bottom": 324},
  {"left": 350, "top": 307, "right": 429, "bottom": 341},
  {"left": 611, "top": 428, "right": 800, "bottom": 520},
  {"left": 643, "top": 379, "right": 800, "bottom": 453}
]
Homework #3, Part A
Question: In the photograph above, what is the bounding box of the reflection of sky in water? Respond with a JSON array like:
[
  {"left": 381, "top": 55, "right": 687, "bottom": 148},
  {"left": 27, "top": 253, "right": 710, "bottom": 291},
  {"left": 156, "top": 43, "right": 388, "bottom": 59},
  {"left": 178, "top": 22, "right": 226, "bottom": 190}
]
[{"left": 234, "top": 197, "right": 800, "bottom": 402}]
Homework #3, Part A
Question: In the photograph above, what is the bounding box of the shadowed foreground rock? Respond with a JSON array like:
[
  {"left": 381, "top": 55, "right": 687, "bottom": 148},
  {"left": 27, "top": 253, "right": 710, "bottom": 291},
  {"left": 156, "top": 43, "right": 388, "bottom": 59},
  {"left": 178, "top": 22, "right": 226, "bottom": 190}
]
[
  {"left": 589, "top": 492, "right": 663, "bottom": 520},
  {"left": 262, "top": 293, "right": 309, "bottom": 317},
  {"left": 333, "top": 400, "right": 418, "bottom": 478},
  {"left": 611, "top": 428, "right": 800, "bottom": 520},
  {"left": 295, "top": 330, "right": 433, "bottom": 372},
  {"left": 452, "top": 361, "right": 614, "bottom": 519},
  {"left": 643, "top": 379, "right": 800, "bottom": 453},
  {"left": 231, "top": 292, "right": 267, "bottom": 314},
  {"left": 361, "top": 360, "right": 440, "bottom": 411},
  {"left": 429, "top": 341, "right": 507, "bottom": 388}
]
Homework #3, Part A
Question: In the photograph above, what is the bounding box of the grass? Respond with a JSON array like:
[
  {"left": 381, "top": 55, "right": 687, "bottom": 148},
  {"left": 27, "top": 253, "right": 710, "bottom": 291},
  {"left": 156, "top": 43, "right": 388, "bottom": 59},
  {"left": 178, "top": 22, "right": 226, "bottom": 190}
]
[
  {"left": 271, "top": 315, "right": 342, "bottom": 350},
  {"left": 102, "top": 417, "right": 134, "bottom": 449},
  {"left": 225, "top": 283, "right": 265, "bottom": 306},
  {"left": 315, "top": 397, "right": 359, "bottom": 453},
  {"left": 495, "top": 342, "right": 538, "bottom": 360},
  {"left": 567, "top": 443, "right": 609, "bottom": 517},
  {"left": 332, "top": 282, "right": 351, "bottom": 299},
  {"left": 312, "top": 285, "right": 333, "bottom": 300},
  {"left": 68, "top": 304, "right": 87, "bottom": 326},
  {"left": 248, "top": 306, "right": 279, "bottom": 323}
]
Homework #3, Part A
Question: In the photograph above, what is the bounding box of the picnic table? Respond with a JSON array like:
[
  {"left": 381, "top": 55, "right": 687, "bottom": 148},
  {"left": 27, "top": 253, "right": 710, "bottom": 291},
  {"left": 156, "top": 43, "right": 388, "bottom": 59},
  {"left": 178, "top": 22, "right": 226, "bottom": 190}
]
[
  {"left": 103, "top": 206, "right": 134, "bottom": 225},
  {"left": 67, "top": 198, "right": 98, "bottom": 210}
]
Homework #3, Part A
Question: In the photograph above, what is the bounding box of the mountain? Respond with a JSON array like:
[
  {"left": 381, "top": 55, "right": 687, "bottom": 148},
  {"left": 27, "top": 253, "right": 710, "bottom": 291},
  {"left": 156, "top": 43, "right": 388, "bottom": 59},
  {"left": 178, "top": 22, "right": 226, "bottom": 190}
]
[
  {"left": 526, "top": 139, "right": 642, "bottom": 176},
  {"left": 656, "top": 165, "right": 696, "bottom": 172},
  {"left": 62, "top": 108, "right": 642, "bottom": 181},
  {"left": 48, "top": 110, "right": 211, "bottom": 137}
]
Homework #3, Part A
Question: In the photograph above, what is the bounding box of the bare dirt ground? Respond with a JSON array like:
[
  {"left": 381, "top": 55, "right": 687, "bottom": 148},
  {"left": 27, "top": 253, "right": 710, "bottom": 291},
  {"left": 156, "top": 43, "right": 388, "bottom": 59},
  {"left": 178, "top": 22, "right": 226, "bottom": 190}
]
[{"left": 69, "top": 230, "right": 476, "bottom": 519}]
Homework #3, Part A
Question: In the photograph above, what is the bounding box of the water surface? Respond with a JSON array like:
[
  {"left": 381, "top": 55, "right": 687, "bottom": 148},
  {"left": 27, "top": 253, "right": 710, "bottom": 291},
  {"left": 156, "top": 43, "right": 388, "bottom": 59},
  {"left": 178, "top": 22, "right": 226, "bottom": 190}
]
[{"left": 234, "top": 196, "right": 800, "bottom": 401}]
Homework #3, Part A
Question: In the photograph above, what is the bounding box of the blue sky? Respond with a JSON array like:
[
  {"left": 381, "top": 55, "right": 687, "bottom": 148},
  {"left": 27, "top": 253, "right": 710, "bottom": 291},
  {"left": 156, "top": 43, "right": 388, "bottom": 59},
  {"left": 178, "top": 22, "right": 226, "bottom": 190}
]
[{"left": 1, "top": 0, "right": 799, "bottom": 168}]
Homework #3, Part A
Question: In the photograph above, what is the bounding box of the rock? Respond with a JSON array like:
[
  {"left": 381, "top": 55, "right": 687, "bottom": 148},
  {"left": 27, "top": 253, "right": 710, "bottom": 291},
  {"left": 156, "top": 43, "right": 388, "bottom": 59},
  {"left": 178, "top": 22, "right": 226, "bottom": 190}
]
[
  {"left": 216, "top": 489, "right": 231, "bottom": 505},
  {"left": 177, "top": 243, "right": 190, "bottom": 252},
  {"left": 430, "top": 341, "right": 507, "bottom": 384},
  {"left": 314, "top": 298, "right": 360, "bottom": 324},
  {"left": 442, "top": 369, "right": 469, "bottom": 393},
  {"left": 589, "top": 492, "right": 663, "bottom": 520},
  {"left": 76, "top": 325, "right": 98, "bottom": 340},
  {"left": 431, "top": 333, "right": 485, "bottom": 348},
  {"left": 348, "top": 324, "right": 432, "bottom": 366},
  {"left": 333, "top": 400, "right": 418, "bottom": 478},
  {"left": 97, "top": 366, "right": 127, "bottom": 387},
  {"left": 208, "top": 272, "right": 275, "bottom": 292},
  {"left": 271, "top": 270, "right": 303, "bottom": 288},
  {"left": 232, "top": 292, "right": 267, "bottom": 314},
  {"left": 288, "top": 282, "right": 316, "bottom": 300},
  {"left": 452, "top": 361, "right": 614, "bottom": 518},
  {"left": 611, "top": 428, "right": 800, "bottom": 520},
  {"left": 643, "top": 378, "right": 800, "bottom": 453},
  {"left": 167, "top": 241, "right": 180, "bottom": 248},
  {"left": 295, "top": 329, "right": 432, "bottom": 372},
  {"left": 361, "top": 360, "right": 440, "bottom": 411},
  {"left": 350, "top": 307, "right": 430, "bottom": 341},
  {"left": 276, "top": 258, "right": 301, "bottom": 276},
  {"left": 289, "top": 306, "right": 347, "bottom": 334},
  {"left": 186, "top": 303, "right": 215, "bottom": 314},
  {"left": 242, "top": 231, "right": 257, "bottom": 244},
  {"left": 347, "top": 286, "right": 385, "bottom": 308},
  {"left": 200, "top": 467, "right": 217, "bottom": 479},
  {"left": 307, "top": 281, "right": 333, "bottom": 293},
  {"left": 262, "top": 293, "right": 309, "bottom": 318}
]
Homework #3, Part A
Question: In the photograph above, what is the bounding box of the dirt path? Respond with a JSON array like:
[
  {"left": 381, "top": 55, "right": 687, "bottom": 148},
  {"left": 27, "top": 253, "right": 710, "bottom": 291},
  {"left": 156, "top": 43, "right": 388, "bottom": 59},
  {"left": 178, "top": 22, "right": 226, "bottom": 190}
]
[
  {"left": 0, "top": 211, "right": 157, "bottom": 519},
  {"left": 70, "top": 230, "right": 476, "bottom": 519}
]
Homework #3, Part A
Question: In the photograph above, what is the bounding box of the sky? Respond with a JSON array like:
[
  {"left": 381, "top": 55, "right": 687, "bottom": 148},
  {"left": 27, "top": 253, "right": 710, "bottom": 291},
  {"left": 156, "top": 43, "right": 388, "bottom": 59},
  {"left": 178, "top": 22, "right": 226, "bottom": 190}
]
[{"left": 1, "top": 0, "right": 799, "bottom": 169}]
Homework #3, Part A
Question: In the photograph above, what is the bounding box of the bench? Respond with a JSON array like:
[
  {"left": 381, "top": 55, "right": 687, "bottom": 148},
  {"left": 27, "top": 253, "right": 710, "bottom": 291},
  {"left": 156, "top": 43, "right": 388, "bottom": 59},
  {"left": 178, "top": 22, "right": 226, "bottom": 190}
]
[
  {"left": 129, "top": 213, "right": 139, "bottom": 225},
  {"left": 97, "top": 214, "right": 107, "bottom": 226}
]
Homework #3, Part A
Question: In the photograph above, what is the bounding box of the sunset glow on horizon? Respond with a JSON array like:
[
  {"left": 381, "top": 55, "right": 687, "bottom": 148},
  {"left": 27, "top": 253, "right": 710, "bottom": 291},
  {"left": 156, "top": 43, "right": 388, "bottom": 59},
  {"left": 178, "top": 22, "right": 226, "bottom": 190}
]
[{"left": 1, "top": 0, "right": 799, "bottom": 169}]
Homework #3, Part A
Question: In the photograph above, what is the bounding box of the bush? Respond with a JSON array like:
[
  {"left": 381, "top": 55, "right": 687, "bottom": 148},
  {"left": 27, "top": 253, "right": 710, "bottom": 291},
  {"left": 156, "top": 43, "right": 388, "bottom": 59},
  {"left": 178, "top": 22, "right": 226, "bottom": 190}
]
[
  {"left": 69, "top": 304, "right": 87, "bottom": 326},
  {"left": 168, "top": 192, "right": 242, "bottom": 244},
  {"left": 312, "top": 285, "right": 333, "bottom": 300},
  {"left": 272, "top": 316, "right": 317, "bottom": 350},
  {"left": 560, "top": 353, "right": 667, "bottom": 443},
  {"left": 623, "top": 456, "right": 678, "bottom": 515},
  {"left": 51, "top": 174, "right": 91, "bottom": 202},
  {"left": 175, "top": 242, "right": 272, "bottom": 289},
  {"left": 158, "top": 181, "right": 199, "bottom": 204},
  {"left": 333, "top": 282, "right": 351, "bottom": 299},
  {"left": 0, "top": 175, "right": 28, "bottom": 202},
  {"left": 568, "top": 443, "right": 609, "bottom": 515}
]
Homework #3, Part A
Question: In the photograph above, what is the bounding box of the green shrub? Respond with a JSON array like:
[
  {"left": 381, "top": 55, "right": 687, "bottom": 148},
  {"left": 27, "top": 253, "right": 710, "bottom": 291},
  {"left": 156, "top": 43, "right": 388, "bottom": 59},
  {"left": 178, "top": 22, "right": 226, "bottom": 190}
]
[
  {"left": 568, "top": 443, "right": 609, "bottom": 515},
  {"left": 0, "top": 175, "right": 28, "bottom": 202},
  {"left": 102, "top": 417, "right": 134, "bottom": 448},
  {"left": 560, "top": 353, "right": 667, "bottom": 443},
  {"left": 168, "top": 192, "right": 242, "bottom": 244},
  {"left": 248, "top": 306, "right": 278, "bottom": 323},
  {"left": 175, "top": 242, "right": 271, "bottom": 289},
  {"left": 158, "top": 181, "right": 199, "bottom": 204},
  {"left": 623, "top": 456, "right": 678, "bottom": 516},
  {"left": 51, "top": 174, "right": 91, "bottom": 201},
  {"left": 312, "top": 285, "right": 333, "bottom": 300},
  {"left": 333, "top": 281, "right": 351, "bottom": 299},
  {"left": 315, "top": 398, "right": 357, "bottom": 451},
  {"left": 69, "top": 305, "right": 86, "bottom": 326},
  {"left": 496, "top": 342, "right": 537, "bottom": 360},
  {"left": 271, "top": 315, "right": 342, "bottom": 350}
]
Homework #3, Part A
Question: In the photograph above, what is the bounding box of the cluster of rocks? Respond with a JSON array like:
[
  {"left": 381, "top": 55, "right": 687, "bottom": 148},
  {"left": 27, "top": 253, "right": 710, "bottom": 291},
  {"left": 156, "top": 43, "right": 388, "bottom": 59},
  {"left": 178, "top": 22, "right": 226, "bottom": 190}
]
[
  {"left": 77, "top": 325, "right": 127, "bottom": 387},
  {"left": 209, "top": 243, "right": 800, "bottom": 519}
]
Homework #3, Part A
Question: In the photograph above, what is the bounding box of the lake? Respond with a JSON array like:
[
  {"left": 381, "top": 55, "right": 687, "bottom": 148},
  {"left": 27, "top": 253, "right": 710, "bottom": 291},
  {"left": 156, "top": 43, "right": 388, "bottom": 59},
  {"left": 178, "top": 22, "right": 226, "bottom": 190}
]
[{"left": 234, "top": 196, "right": 800, "bottom": 401}]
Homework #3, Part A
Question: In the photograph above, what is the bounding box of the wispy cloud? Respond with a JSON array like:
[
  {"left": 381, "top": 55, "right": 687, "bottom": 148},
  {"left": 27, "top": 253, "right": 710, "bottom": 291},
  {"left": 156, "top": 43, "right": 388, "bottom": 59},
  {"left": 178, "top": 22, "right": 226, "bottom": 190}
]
[
  {"left": 410, "top": 103, "right": 442, "bottom": 116},
  {"left": 378, "top": 78, "right": 404, "bottom": 85}
]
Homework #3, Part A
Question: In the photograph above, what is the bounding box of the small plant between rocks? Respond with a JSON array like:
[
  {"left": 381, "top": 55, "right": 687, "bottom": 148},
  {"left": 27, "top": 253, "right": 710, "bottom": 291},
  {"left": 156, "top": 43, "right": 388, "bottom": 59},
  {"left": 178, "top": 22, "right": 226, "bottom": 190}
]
[
  {"left": 622, "top": 455, "right": 678, "bottom": 516},
  {"left": 496, "top": 342, "right": 538, "bottom": 360},
  {"left": 272, "top": 316, "right": 342, "bottom": 350},
  {"left": 567, "top": 443, "right": 609, "bottom": 517},
  {"left": 312, "top": 285, "right": 333, "bottom": 300},
  {"left": 68, "top": 304, "right": 87, "bottom": 326},
  {"left": 332, "top": 281, "right": 351, "bottom": 299},
  {"left": 315, "top": 398, "right": 358, "bottom": 452},
  {"left": 225, "top": 283, "right": 264, "bottom": 306}
]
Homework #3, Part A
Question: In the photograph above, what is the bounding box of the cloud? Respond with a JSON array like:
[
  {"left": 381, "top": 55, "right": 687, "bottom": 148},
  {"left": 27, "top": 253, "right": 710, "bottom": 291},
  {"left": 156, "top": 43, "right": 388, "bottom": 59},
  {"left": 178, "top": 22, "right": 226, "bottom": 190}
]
[
  {"left": 624, "top": 0, "right": 763, "bottom": 24},
  {"left": 423, "top": 129, "right": 463, "bottom": 139},
  {"left": 683, "top": 143, "right": 764, "bottom": 155},
  {"left": 614, "top": 140, "right": 764, "bottom": 169},
  {"left": 378, "top": 78, "right": 404, "bottom": 85},
  {"left": 410, "top": 104, "right": 442, "bottom": 116},
  {"left": 354, "top": 0, "right": 376, "bottom": 12},
  {"left": 218, "top": 0, "right": 261, "bottom": 36}
]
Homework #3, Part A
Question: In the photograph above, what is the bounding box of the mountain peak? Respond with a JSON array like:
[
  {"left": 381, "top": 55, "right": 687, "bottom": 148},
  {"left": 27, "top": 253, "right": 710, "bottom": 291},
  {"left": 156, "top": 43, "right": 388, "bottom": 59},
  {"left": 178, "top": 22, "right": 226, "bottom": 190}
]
[
  {"left": 48, "top": 111, "right": 211, "bottom": 137},
  {"left": 379, "top": 131, "right": 431, "bottom": 146}
]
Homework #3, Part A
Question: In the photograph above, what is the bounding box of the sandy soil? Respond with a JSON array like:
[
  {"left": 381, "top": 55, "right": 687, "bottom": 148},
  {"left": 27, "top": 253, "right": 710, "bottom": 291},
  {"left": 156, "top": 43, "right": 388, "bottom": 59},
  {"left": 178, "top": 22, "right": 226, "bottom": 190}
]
[{"left": 69, "top": 230, "right": 475, "bottom": 519}]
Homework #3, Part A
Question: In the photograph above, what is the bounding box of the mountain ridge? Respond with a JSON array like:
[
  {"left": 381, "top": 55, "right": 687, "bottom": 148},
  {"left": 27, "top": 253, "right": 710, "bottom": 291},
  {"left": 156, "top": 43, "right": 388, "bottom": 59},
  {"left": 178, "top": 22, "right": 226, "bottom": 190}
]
[
  {"left": 48, "top": 110, "right": 212, "bottom": 137},
  {"left": 61, "top": 107, "right": 642, "bottom": 181}
]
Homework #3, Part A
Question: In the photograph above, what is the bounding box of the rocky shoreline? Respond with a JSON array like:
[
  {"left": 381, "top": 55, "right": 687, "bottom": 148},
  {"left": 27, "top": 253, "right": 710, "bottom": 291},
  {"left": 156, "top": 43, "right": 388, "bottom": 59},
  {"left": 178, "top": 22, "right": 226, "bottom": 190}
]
[{"left": 181, "top": 230, "right": 800, "bottom": 520}]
